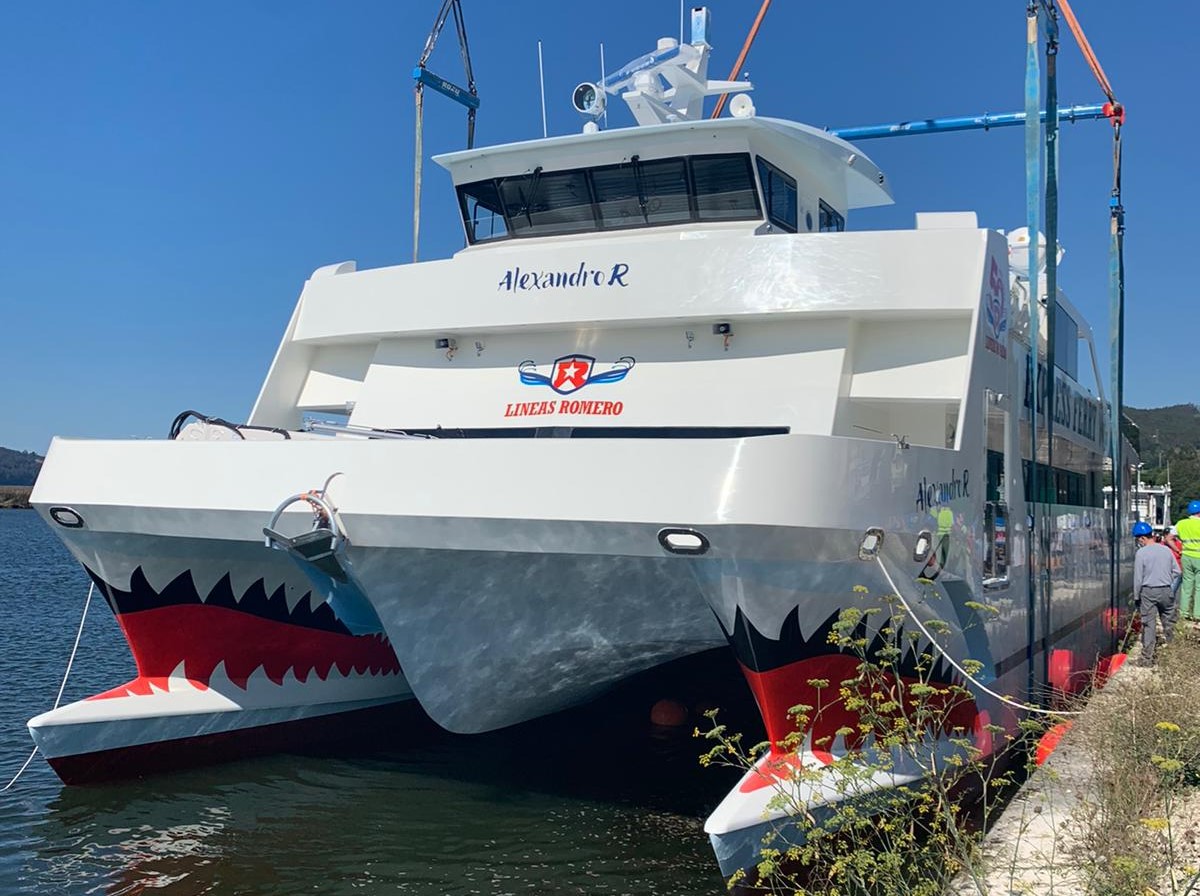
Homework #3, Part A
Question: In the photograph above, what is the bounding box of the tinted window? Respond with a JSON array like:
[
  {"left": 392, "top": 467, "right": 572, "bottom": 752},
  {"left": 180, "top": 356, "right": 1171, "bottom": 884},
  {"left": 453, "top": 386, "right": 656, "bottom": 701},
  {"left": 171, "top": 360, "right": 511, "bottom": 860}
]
[
  {"left": 457, "top": 153, "right": 764, "bottom": 244},
  {"left": 1054, "top": 304, "right": 1079, "bottom": 381},
  {"left": 500, "top": 169, "right": 595, "bottom": 237},
  {"left": 755, "top": 157, "right": 797, "bottom": 232},
  {"left": 691, "top": 154, "right": 761, "bottom": 221},
  {"left": 819, "top": 199, "right": 845, "bottom": 233},
  {"left": 592, "top": 157, "right": 691, "bottom": 229},
  {"left": 458, "top": 180, "right": 508, "bottom": 243}
]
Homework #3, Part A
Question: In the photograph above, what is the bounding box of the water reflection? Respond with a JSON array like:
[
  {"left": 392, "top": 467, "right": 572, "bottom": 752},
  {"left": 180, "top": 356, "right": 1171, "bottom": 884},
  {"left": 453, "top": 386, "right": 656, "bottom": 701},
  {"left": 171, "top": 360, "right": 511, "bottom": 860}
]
[
  {"left": 2, "top": 510, "right": 754, "bottom": 895},
  {"left": 22, "top": 652, "right": 754, "bottom": 895}
]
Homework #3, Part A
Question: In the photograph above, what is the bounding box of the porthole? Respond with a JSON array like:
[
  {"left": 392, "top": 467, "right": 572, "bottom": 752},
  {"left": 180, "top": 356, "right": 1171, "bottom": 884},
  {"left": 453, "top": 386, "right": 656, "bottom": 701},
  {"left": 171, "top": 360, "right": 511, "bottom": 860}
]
[{"left": 49, "top": 506, "right": 85, "bottom": 529}]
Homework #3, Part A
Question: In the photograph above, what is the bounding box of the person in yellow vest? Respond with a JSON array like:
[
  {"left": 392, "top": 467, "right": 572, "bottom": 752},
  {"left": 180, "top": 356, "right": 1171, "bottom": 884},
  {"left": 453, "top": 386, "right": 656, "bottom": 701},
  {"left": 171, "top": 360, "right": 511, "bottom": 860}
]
[
  {"left": 1176, "top": 500, "right": 1200, "bottom": 621},
  {"left": 936, "top": 504, "right": 954, "bottom": 569}
]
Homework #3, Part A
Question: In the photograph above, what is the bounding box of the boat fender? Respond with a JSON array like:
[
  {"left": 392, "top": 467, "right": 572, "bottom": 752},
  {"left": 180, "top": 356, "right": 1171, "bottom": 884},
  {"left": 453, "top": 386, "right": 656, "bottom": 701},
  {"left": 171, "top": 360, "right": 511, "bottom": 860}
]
[{"left": 1035, "top": 721, "right": 1074, "bottom": 766}]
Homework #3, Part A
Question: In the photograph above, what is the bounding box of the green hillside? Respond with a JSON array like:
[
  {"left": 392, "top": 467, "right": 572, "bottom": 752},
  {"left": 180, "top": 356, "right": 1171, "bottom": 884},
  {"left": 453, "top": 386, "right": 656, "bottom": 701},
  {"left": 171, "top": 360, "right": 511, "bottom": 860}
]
[
  {"left": 0, "top": 448, "right": 43, "bottom": 486},
  {"left": 1125, "top": 404, "right": 1200, "bottom": 520}
]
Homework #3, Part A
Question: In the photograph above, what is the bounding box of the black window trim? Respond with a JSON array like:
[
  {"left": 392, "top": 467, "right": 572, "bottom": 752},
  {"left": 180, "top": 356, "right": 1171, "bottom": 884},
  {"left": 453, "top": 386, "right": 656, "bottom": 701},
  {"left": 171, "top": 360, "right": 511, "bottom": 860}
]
[{"left": 456, "top": 151, "right": 765, "bottom": 245}]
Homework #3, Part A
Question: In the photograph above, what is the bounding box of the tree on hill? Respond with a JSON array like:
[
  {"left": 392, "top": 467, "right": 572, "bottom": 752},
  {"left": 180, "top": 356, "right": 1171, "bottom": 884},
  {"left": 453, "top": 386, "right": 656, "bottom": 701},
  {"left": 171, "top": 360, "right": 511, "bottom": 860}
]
[
  {"left": 0, "top": 448, "right": 44, "bottom": 486},
  {"left": 1126, "top": 404, "right": 1200, "bottom": 520}
]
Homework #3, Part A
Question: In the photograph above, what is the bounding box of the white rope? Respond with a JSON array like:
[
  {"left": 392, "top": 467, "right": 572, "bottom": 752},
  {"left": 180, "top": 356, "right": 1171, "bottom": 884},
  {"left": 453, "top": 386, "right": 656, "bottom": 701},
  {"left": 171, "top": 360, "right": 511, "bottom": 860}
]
[
  {"left": 874, "top": 557, "right": 1085, "bottom": 717},
  {"left": 53, "top": 582, "right": 93, "bottom": 711},
  {"left": 0, "top": 749, "right": 38, "bottom": 792},
  {"left": 2, "top": 581, "right": 94, "bottom": 792}
]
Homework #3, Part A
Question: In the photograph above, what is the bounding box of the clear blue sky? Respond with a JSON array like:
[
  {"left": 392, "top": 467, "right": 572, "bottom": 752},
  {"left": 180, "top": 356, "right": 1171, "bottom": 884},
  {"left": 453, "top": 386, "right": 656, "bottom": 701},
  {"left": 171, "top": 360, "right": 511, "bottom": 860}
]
[{"left": 0, "top": 2, "right": 1191, "bottom": 454}]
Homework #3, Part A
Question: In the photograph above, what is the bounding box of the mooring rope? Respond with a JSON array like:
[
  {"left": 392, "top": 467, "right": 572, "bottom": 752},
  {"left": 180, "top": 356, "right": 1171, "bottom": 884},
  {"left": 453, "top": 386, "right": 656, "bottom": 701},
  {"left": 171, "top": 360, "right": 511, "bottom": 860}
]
[
  {"left": 874, "top": 557, "right": 1086, "bottom": 717},
  {"left": 1, "top": 582, "right": 94, "bottom": 792}
]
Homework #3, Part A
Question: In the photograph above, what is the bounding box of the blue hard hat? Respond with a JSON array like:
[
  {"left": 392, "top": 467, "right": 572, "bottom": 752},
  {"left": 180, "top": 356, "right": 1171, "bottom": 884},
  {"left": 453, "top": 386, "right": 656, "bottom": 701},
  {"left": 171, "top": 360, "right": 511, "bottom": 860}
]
[
  {"left": 1132, "top": 521, "right": 1153, "bottom": 538},
  {"left": 1189, "top": 499, "right": 1200, "bottom": 516}
]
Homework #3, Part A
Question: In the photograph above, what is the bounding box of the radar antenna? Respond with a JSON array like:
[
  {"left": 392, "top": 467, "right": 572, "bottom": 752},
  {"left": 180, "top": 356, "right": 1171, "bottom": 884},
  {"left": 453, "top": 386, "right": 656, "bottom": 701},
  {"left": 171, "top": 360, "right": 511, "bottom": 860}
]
[
  {"left": 597, "top": 6, "right": 751, "bottom": 127},
  {"left": 412, "top": 0, "right": 480, "bottom": 262}
]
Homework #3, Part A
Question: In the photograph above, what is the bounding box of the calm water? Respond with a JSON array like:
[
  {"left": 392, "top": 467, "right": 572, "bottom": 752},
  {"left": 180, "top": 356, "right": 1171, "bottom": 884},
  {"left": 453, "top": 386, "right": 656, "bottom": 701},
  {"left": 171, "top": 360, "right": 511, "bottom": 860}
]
[{"left": 0, "top": 510, "right": 747, "bottom": 895}]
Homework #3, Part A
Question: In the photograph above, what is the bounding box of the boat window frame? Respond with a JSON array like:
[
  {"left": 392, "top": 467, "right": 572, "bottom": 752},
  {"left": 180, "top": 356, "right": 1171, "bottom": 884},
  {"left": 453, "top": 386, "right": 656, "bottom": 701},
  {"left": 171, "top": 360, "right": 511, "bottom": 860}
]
[
  {"left": 755, "top": 156, "right": 798, "bottom": 233},
  {"left": 455, "top": 152, "right": 764, "bottom": 245},
  {"left": 818, "top": 199, "right": 845, "bottom": 233},
  {"left": 458, "top": 178, "right": 510, "bottom": 244}
]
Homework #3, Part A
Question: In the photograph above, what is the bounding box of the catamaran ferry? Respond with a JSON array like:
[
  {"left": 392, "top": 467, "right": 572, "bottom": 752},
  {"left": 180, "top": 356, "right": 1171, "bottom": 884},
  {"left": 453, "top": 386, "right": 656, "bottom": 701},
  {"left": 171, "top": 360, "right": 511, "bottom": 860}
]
[{"left": 28, "top": 6, "right": 1134, "bottom": 880}]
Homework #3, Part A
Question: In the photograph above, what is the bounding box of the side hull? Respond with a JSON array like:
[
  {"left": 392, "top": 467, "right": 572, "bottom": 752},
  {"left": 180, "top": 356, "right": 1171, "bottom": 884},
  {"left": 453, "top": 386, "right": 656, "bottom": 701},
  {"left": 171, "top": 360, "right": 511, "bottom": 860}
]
[
  {"left": 41, "top": 701, "right": 412, "bottom": 785},
  {"left": 28, "top": 534, "right": 414, "bottom": 783}
]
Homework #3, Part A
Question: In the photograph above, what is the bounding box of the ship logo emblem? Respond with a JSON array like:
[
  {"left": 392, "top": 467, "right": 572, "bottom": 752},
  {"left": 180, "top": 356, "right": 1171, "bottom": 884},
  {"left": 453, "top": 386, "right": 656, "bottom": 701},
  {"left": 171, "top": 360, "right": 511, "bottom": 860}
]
[
  {"left": 984, "top": 257, "right": 1008, "bottom": 359},
  {"left": 518, "top": 354, "right": 635, "bottom": 395}
]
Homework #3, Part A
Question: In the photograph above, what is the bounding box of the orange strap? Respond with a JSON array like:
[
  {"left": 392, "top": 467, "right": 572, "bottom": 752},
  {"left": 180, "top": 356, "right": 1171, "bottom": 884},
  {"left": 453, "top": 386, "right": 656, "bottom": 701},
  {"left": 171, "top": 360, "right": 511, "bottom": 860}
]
[
  {"left": 1056, "top": 0, "right": 1119, "bottom": 115},
  {"left": 710, "top": 0, "right": 772, "bottom": 120}
]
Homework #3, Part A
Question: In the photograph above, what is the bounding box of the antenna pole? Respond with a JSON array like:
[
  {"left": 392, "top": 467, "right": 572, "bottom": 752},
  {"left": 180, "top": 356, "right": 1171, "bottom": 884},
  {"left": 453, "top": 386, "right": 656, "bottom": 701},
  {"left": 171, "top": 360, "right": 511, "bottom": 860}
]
[
  {"left": 680, "top": 0, "right": 684, "bottom": 44},
  {"left": 599, "top": 43, "right": 608, "bottom": 128},
  {"left": 537, "top": 40, "right": 548, "bottom": 138}
]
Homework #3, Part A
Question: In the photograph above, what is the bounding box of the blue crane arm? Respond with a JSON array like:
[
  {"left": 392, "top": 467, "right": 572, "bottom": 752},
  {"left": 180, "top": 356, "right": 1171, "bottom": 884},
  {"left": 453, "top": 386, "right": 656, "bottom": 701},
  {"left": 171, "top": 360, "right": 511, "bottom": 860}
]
[{"left": 829, "top": 103, "right": 1107, "bottom": 141}]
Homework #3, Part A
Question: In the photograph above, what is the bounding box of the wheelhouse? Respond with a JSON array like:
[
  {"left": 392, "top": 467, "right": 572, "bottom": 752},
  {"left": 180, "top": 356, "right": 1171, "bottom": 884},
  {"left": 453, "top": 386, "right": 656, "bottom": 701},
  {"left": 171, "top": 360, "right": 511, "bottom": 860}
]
[{"left": 436, "top": 117, "right": 893, "bottom": 246}]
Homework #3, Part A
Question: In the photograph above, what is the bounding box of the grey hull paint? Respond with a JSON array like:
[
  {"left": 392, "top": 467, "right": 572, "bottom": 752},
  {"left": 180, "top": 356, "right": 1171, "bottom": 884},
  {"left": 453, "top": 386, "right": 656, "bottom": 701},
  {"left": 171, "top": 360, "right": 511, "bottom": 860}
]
[{"left": 351, "top": 546, "right": 725, "bottom": 733}]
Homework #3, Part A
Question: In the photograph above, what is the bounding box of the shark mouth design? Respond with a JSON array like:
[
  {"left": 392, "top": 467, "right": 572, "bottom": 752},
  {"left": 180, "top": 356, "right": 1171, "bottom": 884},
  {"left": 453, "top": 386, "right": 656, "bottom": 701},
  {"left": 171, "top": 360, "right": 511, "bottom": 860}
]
[
  {"left": 720, "top": 605, "right": 982, "bottom": 779},
  {"left": 85, "top": 566, "right": 402, "bottom": 698}
]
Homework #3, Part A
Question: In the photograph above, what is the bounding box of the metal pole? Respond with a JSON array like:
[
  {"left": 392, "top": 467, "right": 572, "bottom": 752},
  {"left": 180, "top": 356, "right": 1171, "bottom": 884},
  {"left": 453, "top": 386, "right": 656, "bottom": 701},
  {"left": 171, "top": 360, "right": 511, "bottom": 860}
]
[
  {"left": 1042, "top": 2, "right": 1059, "bottom": 686},
  {"left": 1024, "top": 1, "right": 1042, "bottom": 705},
  {"left": 413, "top": 83, "right": 424, "bottom": 264},
  {"left": 537, "top": 41, "right": 548, "bottom": 138},
  {"left": 1109, "top": 123, "right": 1125, "bottom": 631},
  {"left": 600, "top": 43, "right": 608, "bottom": 128}
]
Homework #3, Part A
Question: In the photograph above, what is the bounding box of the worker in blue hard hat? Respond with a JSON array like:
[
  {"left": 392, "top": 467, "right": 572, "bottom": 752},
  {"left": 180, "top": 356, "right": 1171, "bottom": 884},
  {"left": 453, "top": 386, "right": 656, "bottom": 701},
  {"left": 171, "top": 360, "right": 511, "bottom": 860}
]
[
  {"left": 1132, "top": 520, "right": 1179, "bottom": 666},
  {"left": 1176, "top": 500, "right": 1200, "bottom": 621}
]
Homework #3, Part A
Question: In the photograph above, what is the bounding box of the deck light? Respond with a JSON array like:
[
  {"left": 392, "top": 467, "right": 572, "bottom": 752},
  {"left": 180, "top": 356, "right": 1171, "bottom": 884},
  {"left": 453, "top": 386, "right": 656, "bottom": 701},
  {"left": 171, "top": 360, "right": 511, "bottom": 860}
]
[
  {"left": 572, "top": 82, "right": 606, "bottom": 119},
  {"left": 859, "top": 527, "right": 885, "bottom": 561},
  {"left": 913, "top": 530, "right": 932, "bottom": 563}
]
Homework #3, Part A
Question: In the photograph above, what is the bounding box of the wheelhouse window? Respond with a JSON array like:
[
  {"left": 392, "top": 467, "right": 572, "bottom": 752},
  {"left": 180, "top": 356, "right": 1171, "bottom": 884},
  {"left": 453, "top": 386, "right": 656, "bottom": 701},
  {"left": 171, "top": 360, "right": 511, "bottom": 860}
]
[
  {"left": 592, "top": 156, "right": 691, "bottom": 229},
  {"left": 755, "top": 157, "right": 797, "bottom": 232},
  {"left": 819, "top": 199, "right": 845, "bottom": 233},
  {"left": 500, "top": 168, "right": 595, "bottom": 237},
  {"left": 456, "top": 152, "right": 762, "bottom": 244},
  {"left": 460, "top": 179, "right": 508, "bottom": 243},
  {"left": 691, "top": 154, "right": 759, "bottom": 221}
]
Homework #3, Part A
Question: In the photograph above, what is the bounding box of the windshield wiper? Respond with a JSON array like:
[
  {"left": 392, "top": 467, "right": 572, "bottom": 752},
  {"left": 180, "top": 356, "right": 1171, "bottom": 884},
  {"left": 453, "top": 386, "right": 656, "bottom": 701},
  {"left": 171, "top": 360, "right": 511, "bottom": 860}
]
[
  {"left": 513, "top": 166, "right": 544, "bottom": 227},
  {"left": 630, "top": 155, "right": 648, "bottom": 223}
]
